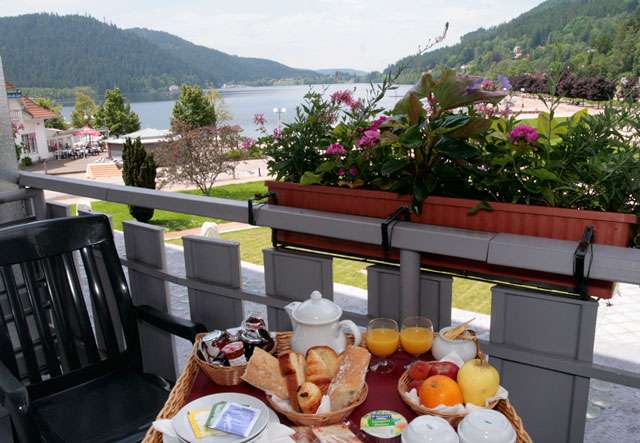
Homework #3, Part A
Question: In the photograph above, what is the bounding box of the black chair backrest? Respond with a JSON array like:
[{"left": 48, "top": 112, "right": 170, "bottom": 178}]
[{"left": 0, "top": 215, "right": 141, "bottom": 397}]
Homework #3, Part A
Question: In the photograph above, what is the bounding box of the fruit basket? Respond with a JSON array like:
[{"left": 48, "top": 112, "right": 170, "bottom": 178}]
[
  {"left": 397, "top": 369, "right": 499, "bottom": 424},
  {"left": 265, "top": 383, "right": 368, "bottom": 426}
]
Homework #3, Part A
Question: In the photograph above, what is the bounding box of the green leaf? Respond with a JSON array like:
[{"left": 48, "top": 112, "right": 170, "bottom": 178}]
[
  {"left": 317, "top": 162, "right": 336, "bottom": 173},
  {"left": 527, "top": 168, "right": 560, "bottom": 182},
  {"left": 399, "top": 124, "right": 423, "bottom": 148},
  {"left": 468, "top": 201, "right": 493, "bottom": 216},
  {"left": 434, "top": 137, "right": 478, "bottom": 159},
  {"left": 379, "top": 131, "right": 400, "bottom": 145},
  {"left": 447, "top": 117, "right": 491, "bottom": 139},
  {"left": 299, "top": 171, "right": 323, "bottom": 185},
  {"left": 408, "top": 94, "right": 425, "bottom": 125},
  {"left": 381, "top": 158, "right": 410, "bottom": 176}
]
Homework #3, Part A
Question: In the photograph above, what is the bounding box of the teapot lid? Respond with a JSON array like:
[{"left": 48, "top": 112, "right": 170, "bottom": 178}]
[{"left": 292, "top": 290, "right": 342, "bottom": 325}]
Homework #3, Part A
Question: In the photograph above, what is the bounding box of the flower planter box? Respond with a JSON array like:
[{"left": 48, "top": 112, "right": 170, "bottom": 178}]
[{"left": 266, "top": 181, "right": 638, "bottom": 299}]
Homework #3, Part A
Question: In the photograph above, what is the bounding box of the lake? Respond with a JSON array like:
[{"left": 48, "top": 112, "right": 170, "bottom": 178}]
[{"left": 61, "top": 84, "right": 412, "bottom": 138}]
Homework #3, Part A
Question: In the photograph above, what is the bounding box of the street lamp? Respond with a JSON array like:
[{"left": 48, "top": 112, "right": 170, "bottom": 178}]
[{"left": 273, "top": 107, "right": 287, "bottom": 129}]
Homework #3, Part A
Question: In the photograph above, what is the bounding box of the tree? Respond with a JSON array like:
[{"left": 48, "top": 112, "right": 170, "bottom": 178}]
[
  {"left": 122, "top": 137, "right": 157, "bottom": 222},
  {"left": 171, "top": 84, "right": 216, "bottom": 130},
  {"left": 94, "top": 87, "right": 141, "bottom": 136},
  {"left": 70, "top": 91, "right": 97, "bottom": 128},
  {"left": 156, "top": 120, "right": 242, "bottom": 195},
  {"left": 33, "top": 97, "right": 67, "bottom": 130},
  {"left": 205, "top": 89, "right": 232, "bottom": 122}
]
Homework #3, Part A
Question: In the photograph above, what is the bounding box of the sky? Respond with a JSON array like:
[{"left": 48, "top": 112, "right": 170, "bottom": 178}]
[{"left": 2, "top": 0, "right": 546, "bottom": 72}]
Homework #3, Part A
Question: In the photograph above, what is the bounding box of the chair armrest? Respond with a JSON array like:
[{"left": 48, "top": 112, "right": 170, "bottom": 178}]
[
  {"left": 0, "top": 361, "right": 27, "bottom": 411},
  {"left": 0, "top": 361, "right": 29, "bottom": 442},
  {"left": 135, "top": 305, "right": 207, "bottom": 343},
  {"left": 0, "top": 404, "right": 14, "bottom": 443}
]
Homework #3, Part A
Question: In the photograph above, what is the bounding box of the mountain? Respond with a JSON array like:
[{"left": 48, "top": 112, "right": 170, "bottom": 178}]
[
  {"left": 129, "top": 28, "right": 322, "bottom": 86},
  {"left": 386, "top": 0, "right": 640, "bottom": 82},
  {"left": 315, "top": 69, "right": 369, "bottom": 76},
  {"left": 0, "top": 13, "right": 326, "bottom": 94}
]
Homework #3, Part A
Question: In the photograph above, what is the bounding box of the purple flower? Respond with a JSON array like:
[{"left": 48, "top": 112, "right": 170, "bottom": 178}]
[
  {"left": 273, "top": 128, "right": 282, "bottom": 140},
  {"left": 242, "top": 137, "right": 256, "bottom": 150},
  {"left": 253, "top": 113, "right": 266, "bottom": 126},
  {"left": 358, "top": 129, "right": 380, "bottom": 148},
  {"left": 349, "top": 165, "right": 359, "bottom": 177},
  {"left": 510, "top": 125, "right": 539, "bottom": 144},
  {"left": 325, "top": 143, "right": 347, "bottom": 156},
  {"left": 465, "top": 77, "right": 485, "bottom": 93},
  {"left": 497, "top": 75, "right": 512, "bottom": 91},
  {"left": 337, "top": 167, "right": 346, "bottom": 177}
]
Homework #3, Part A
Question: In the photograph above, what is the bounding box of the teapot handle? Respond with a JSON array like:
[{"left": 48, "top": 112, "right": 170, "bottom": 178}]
[{"left": 339, "top": 320, "right": 362, "bottom": 347}]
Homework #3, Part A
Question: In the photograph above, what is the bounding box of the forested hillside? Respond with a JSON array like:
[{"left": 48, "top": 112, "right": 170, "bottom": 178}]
[
  {"left": 0, "top": 14, "right": 325, "bottom": 94},
  {"left": 129, "top": 28, "right": 324, "bottom": 85},
  {"left": 385, "top": 0, "right": 640, "bottom": 82}
]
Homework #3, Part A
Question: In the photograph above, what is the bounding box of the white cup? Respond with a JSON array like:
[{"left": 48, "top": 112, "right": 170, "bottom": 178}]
[
  {"left": 401, "top": 415, "right": 459, "bottom": 443},
  {"left": 457, "top": 409, "right": 516, "bottom": 443}
]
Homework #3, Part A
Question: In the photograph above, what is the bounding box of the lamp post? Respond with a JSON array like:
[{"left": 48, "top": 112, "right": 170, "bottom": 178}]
[{"left": 273, "top": 107, "right": 287, "bottom": 129}]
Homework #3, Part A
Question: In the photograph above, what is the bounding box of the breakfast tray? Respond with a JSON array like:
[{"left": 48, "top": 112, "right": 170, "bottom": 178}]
[{"left": 141, "top": 331, "right": 532, "bottom": 443}]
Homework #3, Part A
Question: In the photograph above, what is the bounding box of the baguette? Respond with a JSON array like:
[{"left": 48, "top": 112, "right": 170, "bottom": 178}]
[
  {"left": 327, "top": 346, "right": 371, "bottom": 411},
  {"left": 305, "top": 346, "right": 339, "bottom": 394},
  {"left": 297, "top": 382, "right": 323, "bottom": 414},
  {"left": 241, "top": 347, "right": 289, "bottom": 399},
  {"left": 279, "top": 351, "right": 307, "bottom": 411}
]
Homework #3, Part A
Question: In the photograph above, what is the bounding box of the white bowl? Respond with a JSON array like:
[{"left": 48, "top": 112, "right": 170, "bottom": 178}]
[
  {"left": 457, "top": 409, "right": 516, "bottom": 443},
  {"left": 432, "top": 326, "right": 478, "bottom": 362},
  {"left": 401, "top": 415, "right": 459, "bottom": 443}
]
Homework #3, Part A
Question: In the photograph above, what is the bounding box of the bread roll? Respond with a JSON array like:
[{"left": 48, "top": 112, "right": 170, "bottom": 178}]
[
  {"left": 241, "top": 347, "right": 289, "bottom": 399},
  {"left": 305, "top": 346, "right": 339, "bottom": 394},
  {"left": 327, "top": 346, "right": 371, "bottom": 411},
  {"left": 297, "top": 382, "right": 323, "bottom": 414},
  {"left": 279, "top": 351, "right": 306, "bottom": 411}
]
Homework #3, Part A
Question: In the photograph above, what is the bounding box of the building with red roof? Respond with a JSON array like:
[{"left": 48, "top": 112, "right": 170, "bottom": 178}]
[{"left": 7, "top": 81, "right": 59, "bottom": 161}]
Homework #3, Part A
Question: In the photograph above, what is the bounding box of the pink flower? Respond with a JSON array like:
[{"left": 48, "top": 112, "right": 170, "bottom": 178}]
[
  {"left": 242, "top": 137, "right": 256, "bottom": 150},
  {"left": 369, "top": 115, "right": 388, "bottom": 130},
  {"left": 509, "top": 125, "right": 539, "bottom": 144},
  {"left": 337, "top": 167, "right": 346, "bottom": 177},
  {"left": 350, "top": 99, "right": 362, "bottom": 111},
  {"left": 253, "top": 113, "right": 266, "bottom": 126},
  {"left": 358, "top": 129, "right": 380, "bottom": 148},
  {"left": 349, "top": 165, "right": 359, "bottom": 177},
  {"left": 326, "top": 143, "right": 347, "bottom": 156},
  {"left": 273, "top": 128, "right": 282, "bottom": 140},
  {"left": 331, "top": 89, "right": 356, "bottom": 107},
  {"left": 481, "top": 79, "right": 495, "bottom": 91}
]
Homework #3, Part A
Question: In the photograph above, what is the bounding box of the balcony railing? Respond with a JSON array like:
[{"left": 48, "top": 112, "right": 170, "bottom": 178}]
[{"left": 5, "top": 170, "right": 640, "bottom": 443}]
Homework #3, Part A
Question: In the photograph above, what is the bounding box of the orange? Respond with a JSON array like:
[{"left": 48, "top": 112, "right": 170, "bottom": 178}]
[{"left": 418, "top": 375, "right": 464, "bottom": 408}]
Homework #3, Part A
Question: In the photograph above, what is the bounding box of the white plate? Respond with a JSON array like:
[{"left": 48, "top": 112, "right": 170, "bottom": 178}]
[{"left": 172, "top": 393, "right": 271, "bottom": 443}]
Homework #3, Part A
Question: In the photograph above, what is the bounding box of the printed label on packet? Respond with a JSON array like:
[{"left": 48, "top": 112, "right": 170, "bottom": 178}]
[
  {"left": 360, "top": 410, "right": 408, "bottom": 438},
  {"left": 209, "top": 401, "right": 262, "bottom": 437}
]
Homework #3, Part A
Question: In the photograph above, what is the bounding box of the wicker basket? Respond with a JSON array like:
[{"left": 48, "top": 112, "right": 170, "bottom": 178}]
[
  {"left": 397, "top": 370, "right": 532, "bottom": 443},
  {"left": 266, "top": 383, "right": 368, "bottom": 426},
  {"left": 193, "top": 332, "right": 277, "bottom": 386}
]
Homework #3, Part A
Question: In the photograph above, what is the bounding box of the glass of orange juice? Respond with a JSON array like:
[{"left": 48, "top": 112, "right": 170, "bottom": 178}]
[
  {"left": 367, "top": 318, "right": 400, "bottom": 374},
  {"left": 400, "top": 316, "right": 434, "bottom": 363}
]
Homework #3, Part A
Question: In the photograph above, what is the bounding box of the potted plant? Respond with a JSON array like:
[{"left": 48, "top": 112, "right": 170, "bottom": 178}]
[{"left": 257, "top": 70, "right": 639, "bottom": 297}]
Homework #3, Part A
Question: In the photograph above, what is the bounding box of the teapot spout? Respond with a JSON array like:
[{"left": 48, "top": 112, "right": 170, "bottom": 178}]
[{"left": 284, "top": 301, "right": 301, "bottom": 330}]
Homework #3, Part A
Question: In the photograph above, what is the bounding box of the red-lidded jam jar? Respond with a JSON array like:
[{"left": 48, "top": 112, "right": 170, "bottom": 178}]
[{"left": 222, "top": 341, "right": 247, "bottom": 366}]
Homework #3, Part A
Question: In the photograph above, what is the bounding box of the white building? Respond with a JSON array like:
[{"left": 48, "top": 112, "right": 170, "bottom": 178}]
[
  {"left": 105, "top": 128, "right": 171, "bottom": 160},
  {"left": 7, "top": 81, "right": 58, "bottom": 161}
]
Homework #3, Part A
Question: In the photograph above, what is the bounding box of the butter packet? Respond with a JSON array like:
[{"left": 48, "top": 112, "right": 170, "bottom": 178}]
[
  {"left": 187, "top": 408, "right": 219, "bottom": 439},
  {"left": 209, "top": 401, "right": 262, "bottom": 437}
]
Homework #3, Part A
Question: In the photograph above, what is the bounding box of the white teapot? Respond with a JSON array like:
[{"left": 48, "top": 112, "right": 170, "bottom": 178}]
[{"left": 285, "top": 290, "right": 361, "bottom": 354}]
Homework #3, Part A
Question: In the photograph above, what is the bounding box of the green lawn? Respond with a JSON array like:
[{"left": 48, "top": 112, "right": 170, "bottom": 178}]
[
  {"left": 168, "top": 227, "right": 491, "bottom": 314},
  {"left": 91, "top": 181, "right": 267, "bottom": 231}
]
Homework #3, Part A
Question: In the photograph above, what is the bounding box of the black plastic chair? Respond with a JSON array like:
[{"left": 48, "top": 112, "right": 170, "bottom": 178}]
[{"left": 0, "top": 215, "right": 206, "bottom": 443}]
